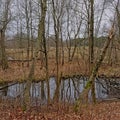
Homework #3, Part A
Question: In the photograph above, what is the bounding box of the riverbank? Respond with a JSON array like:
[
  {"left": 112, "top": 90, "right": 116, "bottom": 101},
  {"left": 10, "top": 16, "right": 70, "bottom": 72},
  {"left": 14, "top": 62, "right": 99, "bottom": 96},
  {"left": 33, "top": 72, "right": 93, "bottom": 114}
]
[{"left": 0, "top": 60, "right": 120, "bottom": 83}]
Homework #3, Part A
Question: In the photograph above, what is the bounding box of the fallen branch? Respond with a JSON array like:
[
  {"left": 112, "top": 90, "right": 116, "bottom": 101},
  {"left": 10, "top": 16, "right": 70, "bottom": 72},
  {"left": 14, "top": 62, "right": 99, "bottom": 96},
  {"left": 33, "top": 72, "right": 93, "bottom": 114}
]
[{"left": 0, "top": 82, "right": 18, "bottom": 91}]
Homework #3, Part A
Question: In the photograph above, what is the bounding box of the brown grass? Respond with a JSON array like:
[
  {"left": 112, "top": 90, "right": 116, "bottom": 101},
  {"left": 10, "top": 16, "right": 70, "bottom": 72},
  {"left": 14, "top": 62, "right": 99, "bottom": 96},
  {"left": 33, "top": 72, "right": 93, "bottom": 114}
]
[
  {"left": 0, "top": 58, "right": 119, "bottom": 82},
  {"left": 0, "top": 47, "right": 119, "bottom": 82}
]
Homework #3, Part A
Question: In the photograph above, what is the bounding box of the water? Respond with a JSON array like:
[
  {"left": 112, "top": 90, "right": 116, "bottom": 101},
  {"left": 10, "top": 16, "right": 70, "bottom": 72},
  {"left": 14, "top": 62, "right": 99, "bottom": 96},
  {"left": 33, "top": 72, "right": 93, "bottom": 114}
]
[{"left": 0, "top": 77, "right": 120, "bottom": 104}]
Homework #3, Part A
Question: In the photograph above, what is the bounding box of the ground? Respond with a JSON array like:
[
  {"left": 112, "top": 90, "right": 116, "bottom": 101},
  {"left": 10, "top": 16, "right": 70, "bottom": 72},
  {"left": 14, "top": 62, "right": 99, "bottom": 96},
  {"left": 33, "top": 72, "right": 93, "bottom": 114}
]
[
  {"left": 0, "top": 48, "right": 120, "bottom": 119},
  {"left": 0, "top": 47, "right": 119, "bottom": 82},
  {"left": 0, "top": 59, "right": 120, "bottom": 82},
  {"left": 0, "top": 101, "right": 120, "bottom": 120}
]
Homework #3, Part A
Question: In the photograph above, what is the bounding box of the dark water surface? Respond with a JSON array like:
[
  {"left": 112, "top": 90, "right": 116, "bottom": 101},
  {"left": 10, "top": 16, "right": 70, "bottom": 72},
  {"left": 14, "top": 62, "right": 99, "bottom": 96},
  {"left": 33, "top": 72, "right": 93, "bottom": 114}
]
[{"left": 0, "top": 77, "right": 120, "bottom": 104}]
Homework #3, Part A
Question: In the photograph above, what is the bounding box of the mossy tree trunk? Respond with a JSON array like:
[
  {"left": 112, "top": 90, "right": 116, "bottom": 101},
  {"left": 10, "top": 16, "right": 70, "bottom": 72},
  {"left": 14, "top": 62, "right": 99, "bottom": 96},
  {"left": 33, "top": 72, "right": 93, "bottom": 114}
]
[
  {"left": 85, "top": 0, "right": 95, "bottom": 103},
  {"left": 75, "top": 24, "right": 115, "bottom": 112},
  {"left": 23, "top": 59, "right": 35, "bottom": 111},
  {"left": 116, "top": 0, "right": 120, "bottom": 42},
  {"left": 52, "top": 0, "right": 60, "bottom": 102},
  {"left": 41, "top": 0, "right": 50, "bottom": 104},
  {"left": 23, "top": 0, "right": 49, "bottom": 110}
]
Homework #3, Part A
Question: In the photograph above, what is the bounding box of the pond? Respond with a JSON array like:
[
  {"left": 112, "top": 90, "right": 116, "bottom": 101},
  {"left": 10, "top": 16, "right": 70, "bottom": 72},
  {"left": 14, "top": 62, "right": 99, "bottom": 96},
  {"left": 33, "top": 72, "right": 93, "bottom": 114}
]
[{"left": 0, "top": 77, "right": 120, "bottom": 105}]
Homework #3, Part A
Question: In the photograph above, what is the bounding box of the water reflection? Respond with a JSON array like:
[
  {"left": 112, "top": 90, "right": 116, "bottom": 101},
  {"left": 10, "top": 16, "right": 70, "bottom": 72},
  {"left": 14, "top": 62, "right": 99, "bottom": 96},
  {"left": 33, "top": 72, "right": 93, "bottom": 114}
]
[
  {"left": 0, "top": 83, "right": 8, "bottom": 96},
  {"left": 0, "top": 77, "right": 119, "bottom": 104}
]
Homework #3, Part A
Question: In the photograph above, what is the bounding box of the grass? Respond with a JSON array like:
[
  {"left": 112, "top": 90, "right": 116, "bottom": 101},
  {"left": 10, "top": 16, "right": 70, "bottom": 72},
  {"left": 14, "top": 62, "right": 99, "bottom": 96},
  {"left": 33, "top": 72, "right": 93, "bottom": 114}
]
[
  {"left": 0, "top": 47, "right": 120, "bottom": 120},
  {"left": 0, "top": 46, "right": 119, "bottom": 82}
]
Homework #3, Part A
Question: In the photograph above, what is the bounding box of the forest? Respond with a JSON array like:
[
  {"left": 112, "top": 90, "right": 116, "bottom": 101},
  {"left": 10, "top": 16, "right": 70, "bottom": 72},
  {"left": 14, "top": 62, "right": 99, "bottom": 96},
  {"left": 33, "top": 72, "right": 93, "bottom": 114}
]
[{"left": 0, "top": 0, "right": 120, "bottom": 119}]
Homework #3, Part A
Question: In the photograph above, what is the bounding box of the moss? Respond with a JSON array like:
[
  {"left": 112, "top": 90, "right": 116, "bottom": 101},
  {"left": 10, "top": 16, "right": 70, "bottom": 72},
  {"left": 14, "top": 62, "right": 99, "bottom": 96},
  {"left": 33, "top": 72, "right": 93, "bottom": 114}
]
[
  {"left": 74, "top": 100, "right": 80, "bottom": 113},
  {"left": 85, "top": 81, "right": 92, "bottom": 89},
  {"left": 0, "top": 79, "right": 9, "bottom": 84},
  {"left": 22, "top": 105, "right": 27, "bottom": 112}
]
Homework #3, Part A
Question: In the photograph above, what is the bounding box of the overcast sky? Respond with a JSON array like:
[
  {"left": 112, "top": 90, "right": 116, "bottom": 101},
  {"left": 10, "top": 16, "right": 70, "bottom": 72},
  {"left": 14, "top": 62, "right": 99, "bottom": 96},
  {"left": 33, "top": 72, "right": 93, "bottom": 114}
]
[{"left": 3, "top": 0, "right": 118, "bottom": 39}]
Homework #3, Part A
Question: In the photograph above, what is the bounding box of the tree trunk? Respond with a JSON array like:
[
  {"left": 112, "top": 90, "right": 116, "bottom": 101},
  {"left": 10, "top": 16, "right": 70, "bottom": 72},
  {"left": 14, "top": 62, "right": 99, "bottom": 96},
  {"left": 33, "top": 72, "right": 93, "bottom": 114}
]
[
  {"left": 23, "top": 59, "right": 35, "bottom": 111},
  {"left": 0, "top": 30, "right": 8, "bottom": 70},
  {"left": 25, "top": 0, "right": 30, "bottom": 67},
  {"left": 89, "top": 0, "right": 95, "bottom": 103},
  {"left": 74, "top": 24, "right": 115, "bottom": 112},
  {"left": 23, "top": 0, "right": 49, "bottom": 110},
  {"left": 52, "top": 0, "right": 60, "bottom": 102}
]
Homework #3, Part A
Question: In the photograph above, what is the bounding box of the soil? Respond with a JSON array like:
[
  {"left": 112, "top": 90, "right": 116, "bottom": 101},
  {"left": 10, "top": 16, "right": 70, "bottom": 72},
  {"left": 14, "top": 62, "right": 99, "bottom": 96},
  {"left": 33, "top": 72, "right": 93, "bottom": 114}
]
[{"left": 0, "top": 101, "right": 120, "bottom": 120}]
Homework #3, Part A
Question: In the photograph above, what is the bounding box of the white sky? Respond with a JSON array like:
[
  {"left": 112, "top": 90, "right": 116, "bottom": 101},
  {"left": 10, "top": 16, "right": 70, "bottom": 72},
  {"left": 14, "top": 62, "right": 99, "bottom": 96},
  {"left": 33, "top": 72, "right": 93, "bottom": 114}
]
[{"left": 3, "top": 0, "right": 118, "bottom": 39}]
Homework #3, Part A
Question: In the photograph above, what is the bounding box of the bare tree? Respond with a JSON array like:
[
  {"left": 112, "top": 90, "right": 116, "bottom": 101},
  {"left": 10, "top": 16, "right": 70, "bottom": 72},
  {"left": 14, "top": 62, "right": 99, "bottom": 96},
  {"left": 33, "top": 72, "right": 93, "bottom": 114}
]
[
  {"left": 0, "top": 0, "right": 12, "bottom": 70},
  {"left": 66, "top": 0, "right": 83, "bottom": 62},
  {"left": 75, "top": 22, "right": 115, "bottom": 112},
  {"left": 25, "top": 0, "right": 30, "bottom": 66},
  {"left": 23, "top": 0, "right": 49, "bottom": 110},
  {"left": 40, "top": 0, "right": 50, "bottom": 104},
  {"left": 51, "top": 0, "right": 66, "bottom": 102}
]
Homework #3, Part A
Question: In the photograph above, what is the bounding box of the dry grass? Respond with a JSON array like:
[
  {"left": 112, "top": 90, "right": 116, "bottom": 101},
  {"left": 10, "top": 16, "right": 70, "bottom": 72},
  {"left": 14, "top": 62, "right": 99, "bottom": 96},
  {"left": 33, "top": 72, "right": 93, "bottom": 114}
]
[
  {"left": 0, "top": 47, "right": 119, "bottom": 82},
  {"left": 0, "top": 58, "right": 119, "bottom": 82}
]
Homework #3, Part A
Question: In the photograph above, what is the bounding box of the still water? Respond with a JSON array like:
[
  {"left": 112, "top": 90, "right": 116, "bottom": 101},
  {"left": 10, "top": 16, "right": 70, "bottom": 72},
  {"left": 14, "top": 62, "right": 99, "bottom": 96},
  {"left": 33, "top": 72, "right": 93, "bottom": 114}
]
[{"left": 0, "top": 77, "right": 120, "bottom": 104}]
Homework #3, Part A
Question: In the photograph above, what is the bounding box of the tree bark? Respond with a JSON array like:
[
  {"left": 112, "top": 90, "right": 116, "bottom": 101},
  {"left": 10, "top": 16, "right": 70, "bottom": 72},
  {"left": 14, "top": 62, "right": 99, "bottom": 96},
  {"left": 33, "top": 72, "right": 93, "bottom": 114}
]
[
  {"left": 0, "top": 30, "right": 8, "bottom": 70},
  {"left": 23, "top": 0, "right": 49, "bottom": 110},
  {"left": 75, "top": 23, "right": 115, "bottom": 112},
  {"left": 52, "top": 0, "right": 60, "bottom": 102},
  {"left": 89, "top": 0, "right": 95, "bottom": 103}
]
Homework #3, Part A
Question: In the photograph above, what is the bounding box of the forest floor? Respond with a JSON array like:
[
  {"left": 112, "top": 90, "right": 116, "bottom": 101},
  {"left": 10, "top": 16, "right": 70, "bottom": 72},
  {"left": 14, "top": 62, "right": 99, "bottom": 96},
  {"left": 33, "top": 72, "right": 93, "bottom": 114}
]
[
  {"left": 0, "top": 59, "right": 120, "bottom": 82},
  {"left": 0, "top": 100, "right": 120, "bottom": 120}
]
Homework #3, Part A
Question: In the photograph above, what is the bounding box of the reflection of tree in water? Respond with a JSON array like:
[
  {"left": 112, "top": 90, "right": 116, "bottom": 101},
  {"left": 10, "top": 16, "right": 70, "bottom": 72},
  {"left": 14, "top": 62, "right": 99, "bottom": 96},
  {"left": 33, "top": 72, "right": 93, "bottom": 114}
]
[
  {"left": 71, "top": 78, "right": 81, "bottom": 100},
  {"left": 41, "top": 81, "right": 46, "bottom": 101},
  {"left": 60, "top": 77, "right": 87, "bottom": 102},
  {"left": 60, "top": 80, "right": 65, "bottom": 101},
  {"left": 0, "top": 83, "right": 8, "bottom": 96},
  {"left": 66, "top": 78, "right": 71, "bottom": 102},
  {"left": 97, "top": 78, "right": 120, "bottom": 98},
  {"left": 107, "top": 79, "right": 120, "bottom": 98},
  {"left": 0, "top": 77, "right": 119, "bottom": 104}
]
